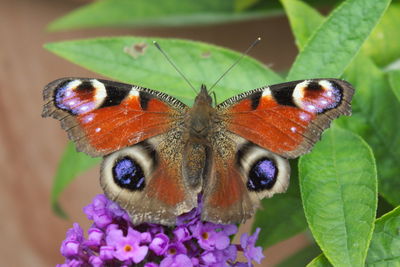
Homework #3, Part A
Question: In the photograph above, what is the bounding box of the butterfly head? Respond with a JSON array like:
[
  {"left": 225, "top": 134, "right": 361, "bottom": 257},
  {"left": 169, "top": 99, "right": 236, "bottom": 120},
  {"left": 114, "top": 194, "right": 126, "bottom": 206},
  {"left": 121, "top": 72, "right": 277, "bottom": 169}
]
[
  {"left": 188, "top": 84, "right": 215, "bottom": 141},
  {"left": 194, "top": 84, "right": 213, "bottom": 107}
]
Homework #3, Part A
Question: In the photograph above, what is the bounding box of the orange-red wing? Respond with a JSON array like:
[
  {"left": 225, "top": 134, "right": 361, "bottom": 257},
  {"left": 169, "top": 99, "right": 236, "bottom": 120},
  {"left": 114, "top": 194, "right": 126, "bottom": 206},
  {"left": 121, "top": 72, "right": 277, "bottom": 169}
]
[
  {"left": 202, "top": 142, "right": 255, "bottom": 224},
  {"left": 42, "top": 78, "right": 188, "bottom": 157},
  {"left": 146, "top": 157, "right": 186, "bottom": 206},
  {"left": 217, "top": 79, "right": 354, "bottom": 158}
]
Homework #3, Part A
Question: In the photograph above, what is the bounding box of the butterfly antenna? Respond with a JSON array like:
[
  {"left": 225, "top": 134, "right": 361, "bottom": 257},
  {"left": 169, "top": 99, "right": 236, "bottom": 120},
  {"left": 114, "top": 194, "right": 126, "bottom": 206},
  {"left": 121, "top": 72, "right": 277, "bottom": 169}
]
[
  {"left": 208, "top": 37, "right": 261, "bottom": 92},
  {"left": 153, "top": 41, "right": 198, "bottom": 94}
]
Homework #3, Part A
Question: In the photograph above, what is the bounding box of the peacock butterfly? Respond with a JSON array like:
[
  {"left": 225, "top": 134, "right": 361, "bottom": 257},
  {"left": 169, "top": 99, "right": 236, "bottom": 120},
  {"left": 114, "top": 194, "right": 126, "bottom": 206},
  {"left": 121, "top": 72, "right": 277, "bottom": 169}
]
[{"left": 42, "top": 61, "right": 354, "bottom": 226}]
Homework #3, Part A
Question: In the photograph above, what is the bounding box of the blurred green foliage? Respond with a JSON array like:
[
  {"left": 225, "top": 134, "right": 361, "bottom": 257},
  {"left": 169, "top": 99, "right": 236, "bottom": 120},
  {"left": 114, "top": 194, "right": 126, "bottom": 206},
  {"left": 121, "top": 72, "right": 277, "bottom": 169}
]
[{"left": 48, "top": 0, "right": 342, "bottom": 31}]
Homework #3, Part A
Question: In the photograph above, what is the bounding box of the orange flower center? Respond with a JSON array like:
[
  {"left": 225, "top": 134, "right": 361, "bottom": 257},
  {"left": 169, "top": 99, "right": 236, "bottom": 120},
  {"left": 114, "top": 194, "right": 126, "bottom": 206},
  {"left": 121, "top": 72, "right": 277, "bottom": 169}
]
[
  {"left": 124, "top": 244, "right": 133, "bottom": 252},
  {"left": 202, "top": 232, "right": 209, "bottom": 240},
  {"left": 169, "top": 248, "right": 177, "bottom": 255}
]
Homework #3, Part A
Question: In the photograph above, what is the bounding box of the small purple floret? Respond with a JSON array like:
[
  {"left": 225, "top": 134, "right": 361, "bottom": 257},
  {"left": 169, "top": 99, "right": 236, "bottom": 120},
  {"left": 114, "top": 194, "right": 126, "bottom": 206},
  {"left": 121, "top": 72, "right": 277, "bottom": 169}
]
[
  {"left": 144, "top": 263, "right": 159, "bottom": 267},
  {"left": 99, "top": 245, "right": 114, "bottom": 260},
  {"left": 149, "top": 233, "right": 169, "bottom": 255},
  {"left": 84, "top": 227, "right": 104, "bottom": 247},
  {"left": 106, "top": 228, "right": 149, "bottom": 263},
  {"left": 240, "top": 228, "right": 265, "bottom": 264},
  {"left": 89, "top": 255, "right": 103, "bottom": 267},
  {"left": 160, "top": 254, "right": 193, "bottom": 267}
]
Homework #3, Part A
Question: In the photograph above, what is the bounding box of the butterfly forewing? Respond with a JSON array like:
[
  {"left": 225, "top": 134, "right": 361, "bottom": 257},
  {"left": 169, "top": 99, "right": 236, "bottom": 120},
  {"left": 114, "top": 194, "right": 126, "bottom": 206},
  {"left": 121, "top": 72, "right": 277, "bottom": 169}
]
[
  {"left": 217, "top": 79, "right": 354, "bottom": 158},
  {"left": 42, "top": 78, "right": 188, "bottom": 157}
]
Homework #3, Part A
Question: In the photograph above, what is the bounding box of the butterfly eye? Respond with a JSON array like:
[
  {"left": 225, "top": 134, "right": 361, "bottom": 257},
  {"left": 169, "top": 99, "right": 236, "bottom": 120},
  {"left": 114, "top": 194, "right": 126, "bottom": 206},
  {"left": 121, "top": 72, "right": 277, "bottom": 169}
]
[
  {"left": 112, "top": 157, "right": 145, "bottom": 190},
  {"left": 247, "top": 158, "right": 277, "bottom": 191}
]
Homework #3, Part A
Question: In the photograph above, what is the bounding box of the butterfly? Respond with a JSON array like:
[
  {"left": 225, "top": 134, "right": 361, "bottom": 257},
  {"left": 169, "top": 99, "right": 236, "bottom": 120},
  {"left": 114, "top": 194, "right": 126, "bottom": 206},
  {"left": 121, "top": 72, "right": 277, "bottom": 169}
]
[{"left": 42, "top": 77, "right": 354, "bottom": 225}]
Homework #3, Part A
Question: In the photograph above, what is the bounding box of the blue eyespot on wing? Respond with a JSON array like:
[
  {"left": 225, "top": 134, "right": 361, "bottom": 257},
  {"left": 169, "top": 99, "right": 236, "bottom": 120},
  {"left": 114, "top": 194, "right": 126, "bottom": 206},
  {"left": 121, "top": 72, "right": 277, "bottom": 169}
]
[
  {"left": 112, "top": 157, "right": 145, "bottom": 190},
  {"left": 247, "top": 158, "right": 277, "bottom": 191}
]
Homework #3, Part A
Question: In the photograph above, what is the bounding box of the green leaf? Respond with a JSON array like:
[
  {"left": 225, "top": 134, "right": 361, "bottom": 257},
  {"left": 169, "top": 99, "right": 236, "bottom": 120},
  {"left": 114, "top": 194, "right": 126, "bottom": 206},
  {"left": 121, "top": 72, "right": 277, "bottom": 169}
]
[
  {"left": 47, "top": 0, "right": 344, "bottom": 31},
  {"left": 280, "top": 0, "right": 325, "bottom": 50},
  {"left": 388, "top": 69, "right": 400, "bottom": 103},
  {"left": 342, "top": 55, "right": 400, "bottom": 206},
  {"left": 363, "top": 4, "right": 400, "bottom": 68},
  {"left": 281, "top": 0, "right": 400, "bottom": 71},
  {"left": 51, "top": 142, "right": 100, "bottom": 217},
  {"left": 287, "top": 0, "right": 391, "bottom": 80},
  {"left": 286, "top": 0, "right": 400, "bottom": 208},
  {"left": 366, "top": 206, "right": 400, "bottom": 266},
  {"left": 299, "top": 127, "right": 377, "bottom": 266},
  {"left": 45, "top": 37, "right": 283, "bottom": 105},
  {"left": 277, "top": 243, "right": 322, "bottom": 267},
  {"left": 282, "top": 0, "right": 400, "bottom": 208},
  {"left": 253, "top": 160, "right": 308, "bottom": 248},
  {"left": 47, "top": 0, "right": 268, "bottom": 31},
  {"left": 307, "top": 254, "right": 333, "bottom": 267},
  {"left": 308, "top": 206, "right": 400, "bottom": 266}
]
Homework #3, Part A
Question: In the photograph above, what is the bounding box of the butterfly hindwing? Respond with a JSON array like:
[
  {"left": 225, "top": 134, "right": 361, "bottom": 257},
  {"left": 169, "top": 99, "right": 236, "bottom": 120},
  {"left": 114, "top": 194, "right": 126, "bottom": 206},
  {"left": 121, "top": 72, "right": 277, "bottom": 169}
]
[
  {"left": 217, "top": 79, "right": 354, "bottom": 158},
  {"left": 101, "top": 129, "right": 200, "bottom": 225},
  {"left": 42, "top": 78, "right": 188, "bottom": 157},
  {"left": 202, "top": 131, "right": 290, "bottom": 223}
]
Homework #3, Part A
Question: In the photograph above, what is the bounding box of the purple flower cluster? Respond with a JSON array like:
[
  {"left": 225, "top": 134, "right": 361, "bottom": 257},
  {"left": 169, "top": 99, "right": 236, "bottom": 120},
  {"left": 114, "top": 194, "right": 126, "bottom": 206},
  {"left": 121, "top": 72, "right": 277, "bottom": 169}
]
[{"left": 57, "top": 195, "right": 264, "bottom": 266}]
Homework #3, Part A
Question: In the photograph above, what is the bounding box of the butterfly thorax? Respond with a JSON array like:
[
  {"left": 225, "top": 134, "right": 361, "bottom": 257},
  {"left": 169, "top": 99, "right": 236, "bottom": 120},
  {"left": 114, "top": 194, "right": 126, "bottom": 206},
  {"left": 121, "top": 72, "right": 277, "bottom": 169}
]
[{"left": 187, "top": 85, "right": 215, "bottom": 144}]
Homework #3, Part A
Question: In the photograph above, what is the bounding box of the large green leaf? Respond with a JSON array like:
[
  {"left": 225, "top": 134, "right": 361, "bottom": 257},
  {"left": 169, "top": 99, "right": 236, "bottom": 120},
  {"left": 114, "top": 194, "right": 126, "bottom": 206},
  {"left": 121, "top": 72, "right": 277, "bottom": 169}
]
[
  {"left": 342, "top": 56, "right": 400, "bottom": 206},
  {"left": 282, "top": 0, "right": 400, "bottom": 208},
  {"left": 52, "top": 142, "right": 100, "bottom": 217},
  {"left": 45, "top": 37, "right": 283, "bottom": 106},
  {"left": 366, "top": 206, "right": 400, "bottom": 266},
  {"left": 363, "top": 4, "right": 400, "bottom": 68},
  {"left": 284, "top": 1, "right": 400, "bottom": 73},
  {"left": 388, "top": 69, "right": 400, "bottom": 103},
  {"left": 299, "top": 127, "right": 377, "bottom": 266},
  {"left": 287, "top": 0, "right": 391, "bottom": 80},
  {"left": 48, "top": 0, "right": 343, "bottom": 31},
  {"left": 47, "top": 0, "right": 268, "bottom": 31},
  {"left": 308, "top": 206, "right": 400, "bottom": 266},
  {"left": 253, "top": 160, "right": 307, "bottom": 248}
]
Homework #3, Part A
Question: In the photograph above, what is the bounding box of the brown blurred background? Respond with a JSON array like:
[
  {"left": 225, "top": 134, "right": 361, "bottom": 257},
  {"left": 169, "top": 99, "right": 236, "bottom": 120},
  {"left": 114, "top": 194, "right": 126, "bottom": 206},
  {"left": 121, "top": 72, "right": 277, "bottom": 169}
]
[{"left": 0, "top": 0, "right": 311, "bottom": 265}]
